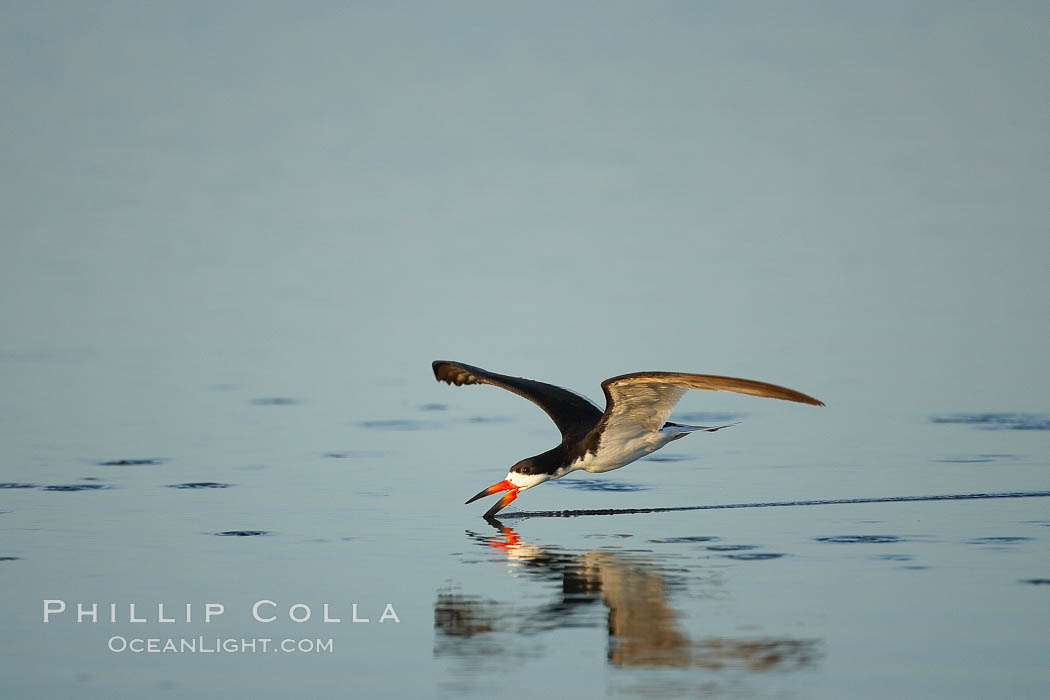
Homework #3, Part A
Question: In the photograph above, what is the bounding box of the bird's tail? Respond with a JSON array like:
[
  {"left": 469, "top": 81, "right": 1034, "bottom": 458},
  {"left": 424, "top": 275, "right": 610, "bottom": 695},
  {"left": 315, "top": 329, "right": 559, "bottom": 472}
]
[{"left": 662, "top": 421, "right": 739, "bottom": 440}]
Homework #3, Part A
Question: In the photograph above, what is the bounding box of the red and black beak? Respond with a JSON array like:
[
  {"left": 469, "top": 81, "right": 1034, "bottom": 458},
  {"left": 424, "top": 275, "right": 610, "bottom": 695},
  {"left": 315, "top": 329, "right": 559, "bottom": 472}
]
[{"left": 465, "top": 479, "right": 520, "bottom": 518}]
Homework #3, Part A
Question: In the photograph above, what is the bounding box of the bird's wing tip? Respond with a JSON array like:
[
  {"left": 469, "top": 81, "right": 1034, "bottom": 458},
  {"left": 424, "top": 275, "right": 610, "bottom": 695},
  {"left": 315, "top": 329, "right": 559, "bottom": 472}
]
[{"left": 432, "top": 360, "right": 457, "bottom": 382}]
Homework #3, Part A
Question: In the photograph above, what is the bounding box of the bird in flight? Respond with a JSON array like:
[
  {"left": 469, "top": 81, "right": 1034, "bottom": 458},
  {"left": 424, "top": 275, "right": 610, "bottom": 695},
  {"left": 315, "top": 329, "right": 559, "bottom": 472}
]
[{"left": 432, "top": 360, "right": 824, "bottom": 518}]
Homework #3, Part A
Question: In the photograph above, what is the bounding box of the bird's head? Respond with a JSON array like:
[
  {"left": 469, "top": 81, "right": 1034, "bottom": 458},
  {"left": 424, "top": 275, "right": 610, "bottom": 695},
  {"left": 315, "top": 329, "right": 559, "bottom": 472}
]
[
  {"left": 506, "top": 457, "right": 553, "bottom": 490},
  {"left": 464, "top": 450, "right": 561, "bottom": 518}
]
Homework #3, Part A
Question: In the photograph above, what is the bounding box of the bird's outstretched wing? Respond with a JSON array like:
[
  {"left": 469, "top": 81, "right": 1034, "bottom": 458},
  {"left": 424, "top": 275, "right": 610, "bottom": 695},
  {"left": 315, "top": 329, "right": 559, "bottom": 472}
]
[
  {"left": 432, "top": 360, "right": 603, "bottom": 438},
  {"left": 597, "top": 372, "right": 824, "bottom": 434}
]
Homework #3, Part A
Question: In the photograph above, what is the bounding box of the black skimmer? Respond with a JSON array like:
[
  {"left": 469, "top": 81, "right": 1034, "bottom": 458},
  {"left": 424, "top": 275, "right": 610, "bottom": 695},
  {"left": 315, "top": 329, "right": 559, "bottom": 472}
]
[{"left": 432, "top": 360, "right": 824, "bottom": 518}]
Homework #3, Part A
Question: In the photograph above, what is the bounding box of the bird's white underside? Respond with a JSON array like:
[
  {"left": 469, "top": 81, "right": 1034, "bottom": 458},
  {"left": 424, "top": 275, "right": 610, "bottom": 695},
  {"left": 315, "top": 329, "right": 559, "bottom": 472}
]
[
  {"left": 578, "top": 421, "right": 692, "bottom": 473},
  {"left": 503, "top": 381, "right": 729, "bottom": 491},
  {"left": 504, "top": 424, "right": 704, "bottom": 490}
]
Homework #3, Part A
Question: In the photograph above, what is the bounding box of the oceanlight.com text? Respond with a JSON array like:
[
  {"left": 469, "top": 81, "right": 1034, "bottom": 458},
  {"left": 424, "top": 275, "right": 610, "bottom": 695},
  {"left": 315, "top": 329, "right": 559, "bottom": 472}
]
[{"left": 107, "top": 636, "right": 334, "bottom": 654}]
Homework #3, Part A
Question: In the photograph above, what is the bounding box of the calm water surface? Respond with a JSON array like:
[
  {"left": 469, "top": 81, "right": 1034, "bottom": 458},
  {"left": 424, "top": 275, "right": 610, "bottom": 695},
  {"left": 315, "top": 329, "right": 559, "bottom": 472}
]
[{"left": 1, "top": 359, "right": 1048, "bottom": 698}]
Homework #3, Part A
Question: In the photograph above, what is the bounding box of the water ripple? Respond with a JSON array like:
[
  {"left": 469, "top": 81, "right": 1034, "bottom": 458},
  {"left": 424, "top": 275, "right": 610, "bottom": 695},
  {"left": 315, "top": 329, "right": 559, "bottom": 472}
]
[
  {"left": 44, "top": 484, "right": 113, "bottom": 492},
  {"left": 169, "top": 482, "right": 232, "bottom": 489},
  {"left": 323, "top": 450, "right": 384, "bottom": 459},
  {"left": 251, "top": 397, "right": 300, "bottom": 406},
  {"left": 722, "top": 553, "right": 785, "bottom": 561},
  {"left": 358, "top": 419, "right": 434, "bottom": 431},
  {"left": 463, "top": 416, "right": 512, "bottom": 424},
  {"left": 98, "top": 458, "right": 165, "bottom": 466},
  {"left": 501, "top": 491, "right": 1050, "bottom": 520},
  {"left": 555, "top": 479, "right": 650, "bottom": 492},
  {"left": 644, "top": 454, "right": 693, "bottom": 463},
  {"left": 931, "top": 413, "right": 1050, "bottom": 430},
  {"left": 935, "top": 454, "right": 1018, "bottom": 464},
  {"left": 815, "top": 536, "right": 904, "bottom": 544}
]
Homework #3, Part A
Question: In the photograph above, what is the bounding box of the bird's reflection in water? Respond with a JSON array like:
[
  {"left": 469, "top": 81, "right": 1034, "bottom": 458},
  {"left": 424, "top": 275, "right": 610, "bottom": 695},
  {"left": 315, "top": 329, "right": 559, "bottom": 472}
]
[{"left": 435, "top": 520, "right": 819, "bottom": 672}]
